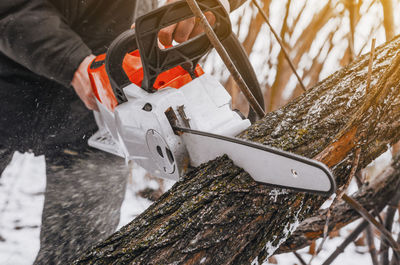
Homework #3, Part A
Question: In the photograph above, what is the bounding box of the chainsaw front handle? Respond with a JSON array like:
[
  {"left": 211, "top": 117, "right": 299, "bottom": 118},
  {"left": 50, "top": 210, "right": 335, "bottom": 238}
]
[{"left": 105, "top": 29, "right": 138, "bottom": 103}]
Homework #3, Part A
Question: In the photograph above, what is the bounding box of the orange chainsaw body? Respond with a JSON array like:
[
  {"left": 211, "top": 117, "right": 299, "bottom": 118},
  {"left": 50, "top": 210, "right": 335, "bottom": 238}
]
[{"left": 88, "top": 50, "right": 204, "bottom": 111}]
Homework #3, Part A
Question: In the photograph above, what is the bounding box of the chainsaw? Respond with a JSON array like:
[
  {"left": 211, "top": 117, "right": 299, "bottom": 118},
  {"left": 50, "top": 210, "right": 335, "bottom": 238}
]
[{"left": 87, "top": 0, "right": 336, "bottom": 196}]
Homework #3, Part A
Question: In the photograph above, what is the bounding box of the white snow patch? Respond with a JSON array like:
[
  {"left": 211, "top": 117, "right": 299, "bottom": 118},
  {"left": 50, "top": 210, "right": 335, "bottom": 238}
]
[
  {"left": 307, "top": 92, "right": 335, "bottom": 118},
  {"left": 0, "top": 152, "right": 45, "bottom": 265},
  {"left": 190, "top": 233, "right": 201, "bottom": 245},
  {"left": 319, "top": 193, "right": 336, "bottom": 210},
  {"left": 262, "top": 200, "right": 303, "bottom": 260},
  {"left": 251, "top": 256, "right": 260, "bottom": 265},
  {"left": 263, "top": 236, "right": 278, "bottom": 258},
  {"left": 362, "top": 146, "right": 392, "bottom": 182},
  {"left": 267, "top": 220, "right": 376, "bottom": 265},
  {"left": 268, "top": 189, "right": 289, "bottom": 203}
]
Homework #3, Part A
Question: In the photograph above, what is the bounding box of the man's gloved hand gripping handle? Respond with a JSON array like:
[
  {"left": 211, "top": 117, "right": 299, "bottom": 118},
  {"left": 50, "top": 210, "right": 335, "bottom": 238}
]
[
  {"left": 71, "top": 54, "right": 98, "bottom": 111},
  {"left": 157, "top": 0, "right": 230, "bottom": 46}
]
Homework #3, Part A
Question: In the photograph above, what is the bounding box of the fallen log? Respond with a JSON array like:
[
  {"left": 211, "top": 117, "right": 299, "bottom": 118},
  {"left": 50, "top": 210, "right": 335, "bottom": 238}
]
[{"left": 75, "top": 35, "right": 400, "bottom": 265}]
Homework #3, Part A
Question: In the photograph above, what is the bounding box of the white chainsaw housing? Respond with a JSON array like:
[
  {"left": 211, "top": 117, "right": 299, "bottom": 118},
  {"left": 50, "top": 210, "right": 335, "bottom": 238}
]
[{"left": 89, "top": 74, "right": 250, "bottom": 181}]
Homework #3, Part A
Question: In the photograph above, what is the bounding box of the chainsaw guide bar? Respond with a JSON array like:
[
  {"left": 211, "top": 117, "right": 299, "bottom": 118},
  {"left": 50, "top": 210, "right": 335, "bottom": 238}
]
[{"left": 173, "top": 126, "right": 336, "bottom": 196}]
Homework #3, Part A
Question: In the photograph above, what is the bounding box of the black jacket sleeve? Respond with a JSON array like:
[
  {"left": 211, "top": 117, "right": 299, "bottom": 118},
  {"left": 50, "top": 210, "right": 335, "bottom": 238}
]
[{"left": 0, "top": 0, "right": 92, "bottom": 88}]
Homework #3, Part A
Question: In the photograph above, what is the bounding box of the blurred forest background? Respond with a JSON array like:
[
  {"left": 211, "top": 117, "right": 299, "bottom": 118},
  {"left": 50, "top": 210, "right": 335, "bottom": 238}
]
[{"left": 205, "top": 0, "right": 398, "bottom": 112}]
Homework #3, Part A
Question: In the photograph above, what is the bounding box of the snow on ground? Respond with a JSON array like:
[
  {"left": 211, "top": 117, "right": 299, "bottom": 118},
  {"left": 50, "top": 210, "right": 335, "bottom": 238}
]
[
  {"left": 0, "top": 153, "right": 45, "bottom": 265},
  {"left": 267, "top": 223, "right": 373, "bottom": 265},
  {"left": 0, "top": 152, "right": 174, "bottom": 265},
  {"left": 0, "top": 152, "right": 392, "bottom": 265},
  {"left": 118, "top": 163, "right": 175, "bottom": 229}
]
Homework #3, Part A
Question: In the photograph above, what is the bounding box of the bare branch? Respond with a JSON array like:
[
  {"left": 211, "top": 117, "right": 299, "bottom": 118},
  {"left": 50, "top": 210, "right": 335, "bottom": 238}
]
[
  {"left": 365, "top": 225, "right": 379, "bottom": 265},
  {"left": 321, "top": 220, "right": 369, "bottom": 265},
  {"left": 251, "top": 0, "right": 306, "bottom": 93},
  {"left": 381, "top": 189, "right": 400, "bottom": 265},
  {"left": 342, "top": 194, "right": 400, "bottom": 260}
]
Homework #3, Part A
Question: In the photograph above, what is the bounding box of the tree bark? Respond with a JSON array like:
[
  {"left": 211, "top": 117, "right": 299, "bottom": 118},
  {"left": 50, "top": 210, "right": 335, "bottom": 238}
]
[{"left": 75, "top": 35, "right": 400, "bottom": 265}]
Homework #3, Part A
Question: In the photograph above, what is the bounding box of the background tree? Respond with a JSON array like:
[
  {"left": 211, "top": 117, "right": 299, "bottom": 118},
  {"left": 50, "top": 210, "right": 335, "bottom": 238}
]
[{"left": 205, "top": 0, "right": 398, "bottom": 112}]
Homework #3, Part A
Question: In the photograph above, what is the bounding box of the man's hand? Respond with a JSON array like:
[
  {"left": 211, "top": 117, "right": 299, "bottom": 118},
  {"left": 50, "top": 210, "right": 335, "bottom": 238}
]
[
  {"left": 71, "top": 54, "right": 98, "bottom": 111},
  {"left": 156, "top": 0, "right": 230, "bottom": 46}
]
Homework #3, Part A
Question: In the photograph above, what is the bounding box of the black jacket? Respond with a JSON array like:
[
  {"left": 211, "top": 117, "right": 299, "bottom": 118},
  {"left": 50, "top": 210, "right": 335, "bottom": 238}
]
[
  {"left": 0, "top": 0, "right": 141, "bottom": 156},
  {"left": 0, "top": 0, "right": 138, "bottom": 87},
  {"left": 0, "top": 0, "right": 244, "bottom": 157}
]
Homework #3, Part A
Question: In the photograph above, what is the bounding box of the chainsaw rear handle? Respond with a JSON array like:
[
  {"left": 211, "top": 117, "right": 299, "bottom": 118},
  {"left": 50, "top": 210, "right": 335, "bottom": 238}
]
[{"left": 105, "top": 0, "right": 264, "bottom": 116}]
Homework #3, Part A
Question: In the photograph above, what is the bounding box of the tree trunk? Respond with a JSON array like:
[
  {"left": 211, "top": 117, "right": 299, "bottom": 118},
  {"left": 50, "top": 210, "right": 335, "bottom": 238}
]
[{"left": 75, "top": 35, "right": 400, "bottom": 265}]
